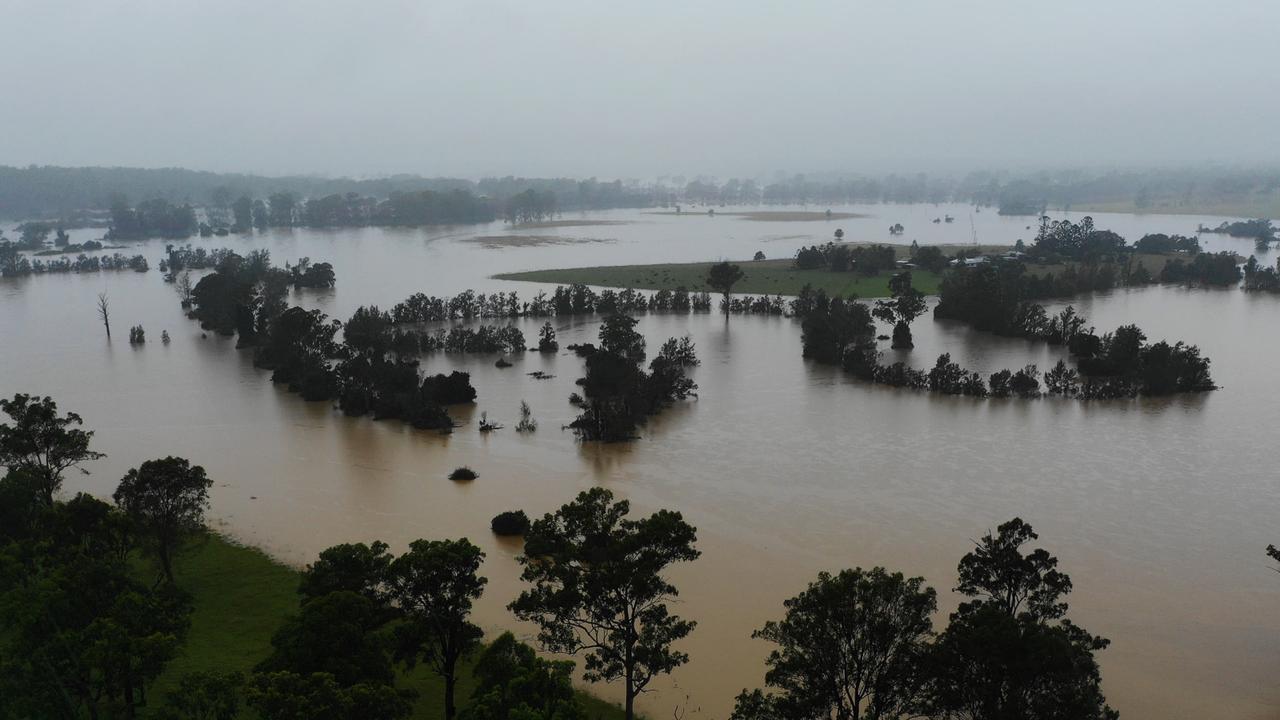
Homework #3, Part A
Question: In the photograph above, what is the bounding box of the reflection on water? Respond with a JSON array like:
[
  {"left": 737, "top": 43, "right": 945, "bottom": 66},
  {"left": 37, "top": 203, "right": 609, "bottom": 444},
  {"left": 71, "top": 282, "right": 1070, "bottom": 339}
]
[{"left": 2, "top": 206, "right": 1279, "bottom": 719}]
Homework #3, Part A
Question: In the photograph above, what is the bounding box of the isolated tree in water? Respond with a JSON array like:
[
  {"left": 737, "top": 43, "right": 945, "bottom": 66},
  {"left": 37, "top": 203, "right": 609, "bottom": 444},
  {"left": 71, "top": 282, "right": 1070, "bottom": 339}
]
[
  {"left": 113, "top": 456, "right": 212, "bottom": 583},
  {"left": 509, "top": 487, "right": 700, "bottom": 720},
  {"left": 0, "top": 393, "right": 105, "bottom": 505},
  {"left": 706, "top": 261, "right": 745, "bottom": 315}
]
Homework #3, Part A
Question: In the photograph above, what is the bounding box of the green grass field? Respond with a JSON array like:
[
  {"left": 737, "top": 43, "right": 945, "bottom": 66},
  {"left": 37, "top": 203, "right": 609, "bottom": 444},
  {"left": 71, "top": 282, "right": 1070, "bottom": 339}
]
[
  {"left": 1069, "top": 198, "right": 1280, "bottom": 219},
  {"left": 146, "top": 534, "right": 626, "bottom": 720},
  {"left": 496, "top": 259, "right": 943, "bottom": 298}
]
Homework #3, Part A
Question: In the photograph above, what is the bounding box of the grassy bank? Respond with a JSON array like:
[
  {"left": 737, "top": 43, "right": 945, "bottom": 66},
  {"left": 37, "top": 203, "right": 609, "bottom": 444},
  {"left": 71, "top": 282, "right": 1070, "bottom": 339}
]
[
  {"left": 496, "top": 259, "right": 944, "bottom": 297},
  {"left": 146, "top": 533, "right": 625, "bottom": 720},
  {"left": 1067, "top": 199, "right": 1280, "bottom": 219}
]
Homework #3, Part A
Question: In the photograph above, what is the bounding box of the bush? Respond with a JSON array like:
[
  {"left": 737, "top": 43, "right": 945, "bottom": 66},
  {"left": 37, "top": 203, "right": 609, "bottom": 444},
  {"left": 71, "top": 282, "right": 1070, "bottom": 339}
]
[
  {"left": 491, "top": 510, "right": 531, "bottom": 536},
  {"left": 448, "top": 466, "right": 477, "bottom": 481}
]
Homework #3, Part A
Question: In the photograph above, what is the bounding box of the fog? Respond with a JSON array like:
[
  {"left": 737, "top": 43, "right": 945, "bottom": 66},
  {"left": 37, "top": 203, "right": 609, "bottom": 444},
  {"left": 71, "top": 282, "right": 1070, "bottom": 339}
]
[{"left": 3, "top": 0, "right": 1278, "bottom": 179}]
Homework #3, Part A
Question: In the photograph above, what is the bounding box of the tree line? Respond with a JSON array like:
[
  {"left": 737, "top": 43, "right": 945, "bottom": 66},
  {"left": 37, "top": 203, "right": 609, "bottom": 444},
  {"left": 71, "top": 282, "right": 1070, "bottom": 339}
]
[
  {"left": 1, "top": 394, "right": 1123, "bottom": 720},
  {"left": 794, "top": 277, "right": 1215, "bottom": 398}
]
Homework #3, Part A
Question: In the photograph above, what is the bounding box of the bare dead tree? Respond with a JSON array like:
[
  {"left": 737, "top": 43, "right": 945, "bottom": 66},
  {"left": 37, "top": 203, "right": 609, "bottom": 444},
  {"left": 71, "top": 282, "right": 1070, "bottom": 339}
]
[{"left": 97, "top": 291, "right": 111, "bottom": 339}]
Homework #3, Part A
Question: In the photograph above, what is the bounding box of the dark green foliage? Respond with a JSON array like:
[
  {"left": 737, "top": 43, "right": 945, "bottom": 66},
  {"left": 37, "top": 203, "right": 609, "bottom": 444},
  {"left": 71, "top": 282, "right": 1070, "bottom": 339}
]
[
  {"left": 569, "top": 314, "right": 696, "bottom": 442},
  {"left": 109, "top": 196, "right": 198, "bottom": 239},
  {"left": 0, "top": 393, "right": 105, "bottom": 505},
  {"left": 1244, "top": 255, "right": 1280, "bottom": 292},
  {"left": 1199, "top": 218, "right": 1275, "bottom": 242},
  {"left": 423, "top": 371, "right": 479, "bottom": 405},
  {"left": 510, "top": 487, "right": 700, "bottom": 720},
  {"left": 450, "top": 467, "right": 478, "bottom": 481},
  {"left": 1133, "top": 233, "right": 1201, "bottom": 254},
  {"left": 344, "top": 305, "right": 395, "bottom": 356},
  {"left": 598, "top": 313, "right": 646, "bottom": 363},
  {"left": 459, "top": 632, "right": 585, "bottom": 720},
  {"left": 706, "top": 261, "right": 745, "bottom": 312},
  {"left": 538, "top": 321, "right": 559, "bottom": 352},
  {"left": 873, "top": 271, "right": 928, "bottom": 348},
  {"left": 735, "top": 568, "right": 937, "bottom": 720},
  {"left": 290, "top": 257, "right": 337, "bottom": 288},
  {"left": 954, "top": 518, "right": 1071, "bottom": 621},
  {"left": 491, "top": 510, "right": 531, "bottom": 536},
  {"left": 298, "top": 541, "right": 393, "bottom": 604},
  {"left": 254, "top": 306, "right": 342, "bottom": 400},
  {"left": 798, "top": 290, "right": 875, "bottom": 365},
  {"left": 0, "top": 492, "right": 193, "bottom": 718},
  {"left": 157, "top": 670, "right": 245, "bottom": 720},
  {"left": 257, "top": 591, "right": 397, "bottom": 687},
  {"left": 387, "top": 538, "right": 488, "bottom": 720},
  {"left": 113, "top": 456, "right": 212, "bottom": 583},
  {"left": 1158, "top": 251, "right": 1242, "bottom": 286},
  {"left": 926, "top": 518, "right": 1116, "bottom": 720},
  {"left": 245, "top": 671, "right": 413, "bottom": 720}
]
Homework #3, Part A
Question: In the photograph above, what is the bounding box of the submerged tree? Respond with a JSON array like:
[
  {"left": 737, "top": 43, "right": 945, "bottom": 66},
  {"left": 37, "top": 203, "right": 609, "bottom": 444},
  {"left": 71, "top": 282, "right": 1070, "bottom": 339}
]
[
  {"left": 706, "top": 261, "right": 745, "bottom": 315},
  {"left": 509, "top": 487, "right": 700, "bottom": 720},
  {"left": 872, "top": 271, "right": 928, "bottom": 349},
  {"left": 98, "top": 290, "right": 112, "bottom": 338}
]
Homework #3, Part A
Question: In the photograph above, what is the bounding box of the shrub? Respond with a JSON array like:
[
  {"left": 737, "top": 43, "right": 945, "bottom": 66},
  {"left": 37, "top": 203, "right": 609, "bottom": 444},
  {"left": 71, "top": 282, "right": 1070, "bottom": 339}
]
[
  {"left": 491, "top": 510, "right": 531, "bottom": 536},
  {"left": 448, "top": 466, "right": 477, "bottom": 481}
]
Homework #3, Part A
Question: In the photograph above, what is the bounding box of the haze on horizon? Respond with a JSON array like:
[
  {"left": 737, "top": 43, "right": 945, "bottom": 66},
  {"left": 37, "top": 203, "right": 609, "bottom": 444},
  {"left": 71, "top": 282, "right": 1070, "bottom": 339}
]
[{"left": 3, "top": 0, "right": 1278, "bottom": 181}]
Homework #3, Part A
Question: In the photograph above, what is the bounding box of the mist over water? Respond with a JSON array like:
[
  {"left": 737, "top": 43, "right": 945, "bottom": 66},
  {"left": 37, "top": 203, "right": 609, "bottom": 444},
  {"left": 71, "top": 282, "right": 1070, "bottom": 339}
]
[
  {"left": 3, "top": 207, "right": 1278, "bottom": 719},
  {"left": 3, "top": 1, "right": 1280, "bottom": 177}
]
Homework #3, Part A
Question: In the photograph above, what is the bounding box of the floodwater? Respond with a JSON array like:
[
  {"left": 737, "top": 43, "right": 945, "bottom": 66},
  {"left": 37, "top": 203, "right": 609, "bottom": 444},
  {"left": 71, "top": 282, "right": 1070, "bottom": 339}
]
[{"left": 2, "top": 203, "right": 1279, "bottom": 719}]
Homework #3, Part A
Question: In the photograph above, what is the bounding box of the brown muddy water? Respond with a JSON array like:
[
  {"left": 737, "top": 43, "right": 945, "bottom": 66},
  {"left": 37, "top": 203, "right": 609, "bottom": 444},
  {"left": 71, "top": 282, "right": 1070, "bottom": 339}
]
[{"left": 2, "top": 205, "right": 1278, "bottom": 719}]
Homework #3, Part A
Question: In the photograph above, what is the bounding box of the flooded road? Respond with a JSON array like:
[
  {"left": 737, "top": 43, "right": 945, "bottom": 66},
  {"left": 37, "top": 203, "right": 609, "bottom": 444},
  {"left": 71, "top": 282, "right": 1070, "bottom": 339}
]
[{"left": 2, "top": 204, "right": 1278, "bottom": 719}]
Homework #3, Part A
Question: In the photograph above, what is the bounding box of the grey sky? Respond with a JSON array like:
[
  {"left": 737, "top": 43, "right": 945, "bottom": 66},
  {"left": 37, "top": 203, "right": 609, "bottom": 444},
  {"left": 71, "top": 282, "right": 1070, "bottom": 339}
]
[{"left": 3, "top": 0, "right": 1277, "bottom": 179}]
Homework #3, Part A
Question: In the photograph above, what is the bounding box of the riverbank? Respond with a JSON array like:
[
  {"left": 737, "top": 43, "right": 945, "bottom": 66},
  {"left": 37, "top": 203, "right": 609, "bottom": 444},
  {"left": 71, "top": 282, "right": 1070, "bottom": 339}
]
[
  {"left": 496, "top": 258, "right": 945, "bottom": 297},
  {"left": 1067, "top": 199, "right": 1280, "bottom": 219},
  {"left": 147, "top": 532, "right": 626, "bottom": 720}
]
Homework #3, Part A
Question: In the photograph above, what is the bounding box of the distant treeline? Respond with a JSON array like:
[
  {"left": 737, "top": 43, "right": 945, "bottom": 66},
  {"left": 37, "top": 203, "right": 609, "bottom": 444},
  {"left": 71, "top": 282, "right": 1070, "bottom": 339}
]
[
  {"left": 7, "top": 164, "right": 1280, "bottom": 225},
  {"left": 0, "top": 166, "right": 666, "bottom": 220}
]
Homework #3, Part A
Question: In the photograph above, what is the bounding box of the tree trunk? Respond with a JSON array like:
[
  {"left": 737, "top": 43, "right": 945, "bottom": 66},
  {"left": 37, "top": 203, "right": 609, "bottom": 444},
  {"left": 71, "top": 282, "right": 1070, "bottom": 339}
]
[
  {"left": 624, "top": 645, "right": 635, "bottom": 720},
  {"left": 159, "top": 544, "right": 174, "bottom": 584},
  {"left": 444, "top": 670, "right": 456, "bottom": 720}
]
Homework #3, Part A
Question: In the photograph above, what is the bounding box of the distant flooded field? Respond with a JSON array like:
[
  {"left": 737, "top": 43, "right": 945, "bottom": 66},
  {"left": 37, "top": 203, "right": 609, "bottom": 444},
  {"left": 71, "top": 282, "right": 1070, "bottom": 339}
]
[{"left": 3, "top": 204, "right": 1279, "bottom": 719}]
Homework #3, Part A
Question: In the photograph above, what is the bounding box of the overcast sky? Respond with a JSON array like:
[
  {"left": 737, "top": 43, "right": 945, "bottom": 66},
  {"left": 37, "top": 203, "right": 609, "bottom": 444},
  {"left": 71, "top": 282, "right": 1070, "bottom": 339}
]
[{"left": 3, "top": 1, "right": 1277, "bottom": 180}]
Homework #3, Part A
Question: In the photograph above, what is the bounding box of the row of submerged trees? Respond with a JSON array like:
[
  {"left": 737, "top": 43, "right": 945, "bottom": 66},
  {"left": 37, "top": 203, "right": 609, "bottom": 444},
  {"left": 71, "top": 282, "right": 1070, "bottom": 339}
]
[
  {"left": 796, "top": 275, "right": 1215, "bottom": 398},
  {"left": 390, "top": 284, "right": 715, "bottom": 322},
  {"left": 0, "top": 397, "right": 1122, "bottom": 720}
]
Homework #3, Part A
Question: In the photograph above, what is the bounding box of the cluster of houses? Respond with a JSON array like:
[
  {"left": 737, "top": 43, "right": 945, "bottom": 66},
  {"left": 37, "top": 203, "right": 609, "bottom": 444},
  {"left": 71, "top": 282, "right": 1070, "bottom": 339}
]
[{"left": 894, "top": 249, "right": 1025, "bottom": 270}]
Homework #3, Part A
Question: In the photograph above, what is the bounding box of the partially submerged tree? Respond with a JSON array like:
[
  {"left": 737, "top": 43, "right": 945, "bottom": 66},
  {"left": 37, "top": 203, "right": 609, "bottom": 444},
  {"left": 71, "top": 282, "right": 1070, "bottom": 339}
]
[
  {"left": 706, "top": 261, "right": 745, "bottom": 315},
  {"left": 113, "top": 456, "right": 213, "bottom": 583},
  {"left": 0, "top": 393, "right": 105, "bottom": 505},
  {"left": 509, "top": 487, "right": 700, "bottom": 720},
  {"left": 98, "top": 291, "right": 111, "bottom": 338},
  {"left": 872, "top": 271, "right": 928, "bottom": 349}
]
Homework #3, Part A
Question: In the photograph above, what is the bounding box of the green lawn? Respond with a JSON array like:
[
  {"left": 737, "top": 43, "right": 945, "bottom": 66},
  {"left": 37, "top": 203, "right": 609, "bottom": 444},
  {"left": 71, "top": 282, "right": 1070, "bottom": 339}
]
[
  {"left": 496, "top": 259, "right": 943, "bottom": 298},
  {"left": 146, "top": 533, "right": 626, "bottom": 720}
]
